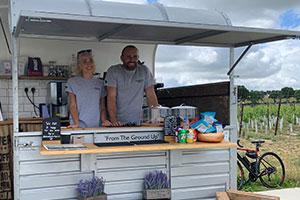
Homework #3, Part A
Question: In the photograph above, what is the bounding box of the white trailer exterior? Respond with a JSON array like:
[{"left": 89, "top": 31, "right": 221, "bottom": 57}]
[
  {"left": 16, "top": 128, "right": 233, "bottom": 200},
  {"left": 4, "top": 0, "right": 300, "bottom": 199}
]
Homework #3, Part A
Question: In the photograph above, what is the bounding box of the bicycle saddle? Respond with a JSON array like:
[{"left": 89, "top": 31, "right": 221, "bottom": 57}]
[{"left": 251, "top": 140, "right": 265, "bottom": 144}]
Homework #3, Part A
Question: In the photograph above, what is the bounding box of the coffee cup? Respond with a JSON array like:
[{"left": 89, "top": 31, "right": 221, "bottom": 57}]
[{"left": 61, "top": 132, "right": 71, "bottom": 144}]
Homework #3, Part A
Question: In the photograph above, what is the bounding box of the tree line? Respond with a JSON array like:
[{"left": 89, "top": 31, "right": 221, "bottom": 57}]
[{"left": 238, "top": 86, "right": 300, "bottom": 103}]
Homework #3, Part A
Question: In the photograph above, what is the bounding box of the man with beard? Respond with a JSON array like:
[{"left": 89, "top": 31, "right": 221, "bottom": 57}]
[{"left": 105, "top": 45, "right": 158, "bottom": 126}]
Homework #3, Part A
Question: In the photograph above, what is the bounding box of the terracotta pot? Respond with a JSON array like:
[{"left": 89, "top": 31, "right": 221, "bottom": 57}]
[{"left": 197, "top": 132, "right": 224, "bottom": 143}]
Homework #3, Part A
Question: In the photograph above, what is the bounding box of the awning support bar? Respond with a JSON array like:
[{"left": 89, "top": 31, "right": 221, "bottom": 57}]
[
  {"left": 234, "top": 35, "right": 288, "bottom": 47},
  {"left": 227, "top": 44, "right": 252, "bottom": 76}
]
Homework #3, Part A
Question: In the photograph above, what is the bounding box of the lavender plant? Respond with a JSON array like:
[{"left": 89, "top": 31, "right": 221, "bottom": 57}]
[
  {"left": 77, "top": 176, "right": 105, "bottom": 198},
  {"left": 144, "top": 170, "right": 170, "bottom": 190}
]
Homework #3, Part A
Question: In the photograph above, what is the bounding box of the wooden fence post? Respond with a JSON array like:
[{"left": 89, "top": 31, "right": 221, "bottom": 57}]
[
  {"left": 255, "top": 119, "right": 258, "bottom": 134},
  {"left": 267, "top": 102, "right": 270, "bottom": 130},
  {"left": 274, "top": 98, "right": 282, "bottom": 136},
  {"left": 238, "top": 103, "right": 244, "bottom": 137}
]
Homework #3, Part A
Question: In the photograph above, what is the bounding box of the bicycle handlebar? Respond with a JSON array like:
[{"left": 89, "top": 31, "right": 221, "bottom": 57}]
[{"left": 237, "top": 139, "right": 244, "bottom": 148}]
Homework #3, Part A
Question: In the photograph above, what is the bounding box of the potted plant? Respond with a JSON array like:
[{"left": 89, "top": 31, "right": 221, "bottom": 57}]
[
  {"left": 143, "top": 170, "right": 171, "bottom": 200},
  {"left": 77, "top": 175, "right": 107, "bottom": 200}
]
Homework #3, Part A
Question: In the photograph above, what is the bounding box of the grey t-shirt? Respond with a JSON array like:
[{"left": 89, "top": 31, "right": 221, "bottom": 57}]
[
  {"left": 66, "top": 76, "right": 106, "bottom": 128},
  {"left": 105, "top": 64, "right": 155, "bottom": 124}
]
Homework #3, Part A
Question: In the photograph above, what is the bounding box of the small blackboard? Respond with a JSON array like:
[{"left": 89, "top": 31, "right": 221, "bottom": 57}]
[
  {"left": 42, "top": 118, "right": 61, "bottom": 141},
  {"left": 164, "top": 116, "right": 177, "bottom": 136}
]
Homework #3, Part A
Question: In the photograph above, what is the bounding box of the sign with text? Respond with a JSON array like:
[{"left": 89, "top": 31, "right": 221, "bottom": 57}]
[
  {"left": 42, "top": 118, "right": 61, "bottom": 141},
  {"left": 94, "top": 132, "right": 164, "bottom": 143}
]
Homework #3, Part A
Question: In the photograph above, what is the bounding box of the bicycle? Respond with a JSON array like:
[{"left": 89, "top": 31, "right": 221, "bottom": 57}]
[{"left": 237, "top": 139, "right": 285, "bottom": 189}]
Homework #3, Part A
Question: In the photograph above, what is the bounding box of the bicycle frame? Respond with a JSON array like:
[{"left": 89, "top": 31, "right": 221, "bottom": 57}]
[
  {"left": 237, "top": 152, "right": 259, "bottom": 181},
  {"left": 237, "top": 145, "right": 261, "bottom": 181}
]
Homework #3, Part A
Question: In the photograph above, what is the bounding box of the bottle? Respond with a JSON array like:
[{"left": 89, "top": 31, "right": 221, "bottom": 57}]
[{"left": 183, "top": 116, "right": 189, "bottom": 130}]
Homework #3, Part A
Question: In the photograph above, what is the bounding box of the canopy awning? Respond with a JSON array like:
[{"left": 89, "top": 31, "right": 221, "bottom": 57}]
[{"left": 12, "top": 0, "right": 300, "bottom": 47}]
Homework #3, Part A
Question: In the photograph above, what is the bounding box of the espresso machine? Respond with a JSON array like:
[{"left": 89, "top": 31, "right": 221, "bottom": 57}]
[{"left": 47, "top": 81, "right": 68, "bottom": 120}]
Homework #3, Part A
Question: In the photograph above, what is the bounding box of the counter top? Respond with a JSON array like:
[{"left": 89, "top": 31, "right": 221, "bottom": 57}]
[
  {"left": 0, "top": 118, "right": 42, "bottom": 125},
  {"left": 40, "top": 140, "right": 236, "bottom": 155}
]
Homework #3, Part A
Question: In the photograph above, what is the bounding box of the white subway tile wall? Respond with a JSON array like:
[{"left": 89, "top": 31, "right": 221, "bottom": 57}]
[{"left": 0, "top": 79, "right": 49, "bottom": 119}]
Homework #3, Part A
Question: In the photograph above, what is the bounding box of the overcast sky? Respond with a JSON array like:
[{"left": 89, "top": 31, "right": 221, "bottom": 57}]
[{"left": 106, "top": 0, "right": 300, "bottom": 91}]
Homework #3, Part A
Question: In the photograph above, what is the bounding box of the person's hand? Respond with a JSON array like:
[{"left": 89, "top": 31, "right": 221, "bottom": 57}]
[
  {"left": 67, "top": 124, "right": 79, "bottom": 128},
  {"left": 111, "top": 120, "right": 122, "bottom": 127},
  {"left": 102, "top": 120, "right": 112, "bottom": 127}
]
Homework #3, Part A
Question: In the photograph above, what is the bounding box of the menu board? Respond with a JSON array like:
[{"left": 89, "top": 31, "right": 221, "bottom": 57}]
[{"left": 42, "top": 118, "right": 61, "bottom": 141}]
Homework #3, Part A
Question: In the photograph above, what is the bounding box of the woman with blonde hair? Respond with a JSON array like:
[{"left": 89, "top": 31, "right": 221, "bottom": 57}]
[{"left": 66, "top": 49, "right": 111, "bottom": 128}]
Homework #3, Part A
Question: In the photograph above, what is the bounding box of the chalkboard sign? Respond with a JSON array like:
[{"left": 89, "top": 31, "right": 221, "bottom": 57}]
[
  {"left": 164, "top": 116, "right": 177, "bottom": 136},
  {"left": 42, "top": 118, "right": 61, "bottom": 140}
]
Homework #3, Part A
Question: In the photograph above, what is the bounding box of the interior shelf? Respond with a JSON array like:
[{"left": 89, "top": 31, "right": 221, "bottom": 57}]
[{"left": 0, "top": 75, "right": 68, "bottom": 80}]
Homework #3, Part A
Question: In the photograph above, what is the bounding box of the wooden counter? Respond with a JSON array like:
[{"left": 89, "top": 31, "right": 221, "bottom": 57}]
[
  {"left": 40, "top": 140, "right": 236, "bottom": 155},
  {"left": 17, "top": 130, "right": 237, "bottom": 199},
  {"left": 0, "top": 118, "right": 42, "bottom": 125}
]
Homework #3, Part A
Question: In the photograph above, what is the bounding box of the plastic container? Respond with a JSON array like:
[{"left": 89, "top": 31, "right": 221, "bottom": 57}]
[
  {"left": 171, "top": 105, "right": 197, "bottom": 121},
  {"left": 143, "top": 105, "right": 170, "bottom": 124}
]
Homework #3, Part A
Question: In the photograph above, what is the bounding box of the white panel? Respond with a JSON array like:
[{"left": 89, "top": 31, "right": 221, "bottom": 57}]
[
  {"left": 97, "top": 156, "right": 167, "bottom": 169},
  {"left": 20, "top": 159, "right": 80, "bottom": 175},
  {"left": 172, "top": 185, "right": 225, "bottom": 200},
  {"left": 20, "top": 185, "right": 77, "bottom": 200},
  {"left": 172, "top": 174, "right": 229, "bottom": 188},
  {"left": 81, "top": 154, "right": 97, "bottom": 172},
  {"left": 171, "top": 162, "right": 229, "bottom": 176},
  {"left": 18, "top": 136, "right": 42, "bottom": 147},
  {"left": 20, "top": 172, "right": 92, "bottom": 189},
  {"left": 170, "top": 150, "right": 182, "bottom": 166},
  {"left": 182, "top": 149, "right": 229, "bottom": 164},
  {"left": 170, "top": 149, "right": 230, "bottom": 199},
  {"left": 106, "top": 180, "right": 143, "bottom": 194},
  {"left": 97, "top": 151, "right": 166, "bottom": 159},
  {"left": 16, "top": 0, "right": 90, "bottom": 18},
  {"left": 98, "top": 167, "right": 167, "bottom": 182},
  {"left": 166, "top": 7, "right": 227, "bottom": 25},
  {"left": 19, "top": 148, "right": 79, "bottom": 161},
  {"left": 12, "top": 0, "right": 227, "bottom": 28},
  {"left": 182, "top": 149, "right": 228, "bottom": 155},
  {"left": 108, "top": 192, "right": 143, "bottom": 200},
  {"left": 91, "top": 1, "right": 162, "bottom": 21}
]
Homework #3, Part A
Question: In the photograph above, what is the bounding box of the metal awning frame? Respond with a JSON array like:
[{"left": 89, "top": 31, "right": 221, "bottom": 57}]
[
  {"left": 13, "top": 10, "right": 300, "bottom": 48},
  {"left": 227, "top": 44, "right": 252, "bottom": 76}
]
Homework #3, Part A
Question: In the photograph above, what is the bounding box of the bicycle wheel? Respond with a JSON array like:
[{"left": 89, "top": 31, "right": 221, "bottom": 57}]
[
  {"left": 237, "top": 161, "right": 245, "bottom": 190},
  {"left": 258, "top": 152, "right": 285, "bottom": 188}
]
